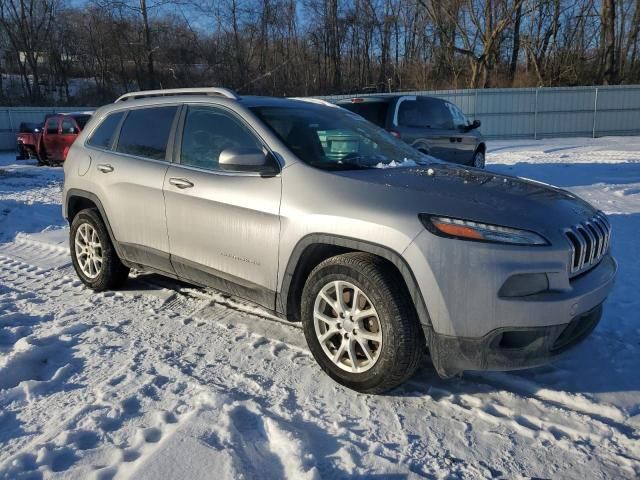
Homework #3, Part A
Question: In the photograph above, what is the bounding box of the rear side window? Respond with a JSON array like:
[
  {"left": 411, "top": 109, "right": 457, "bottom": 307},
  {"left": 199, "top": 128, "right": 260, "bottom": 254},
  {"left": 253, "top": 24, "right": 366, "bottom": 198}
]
[
  {"left": 398, "top": 98, "right": 453, "bottom": 129},
  {"left": 446, "top": 102, "right": 470, "bottom": 128},
  {"left": 87, "top": 111, "right": 124, "bottom": 150},
  {"left": 342, "top": 102, "right": 388, "bottom": 126},
  {"left": 116, "top": 106, "right": 178, "bottom": 160},
  {"left": 61, "top": 118, "right": 77, "bottom": 135}
]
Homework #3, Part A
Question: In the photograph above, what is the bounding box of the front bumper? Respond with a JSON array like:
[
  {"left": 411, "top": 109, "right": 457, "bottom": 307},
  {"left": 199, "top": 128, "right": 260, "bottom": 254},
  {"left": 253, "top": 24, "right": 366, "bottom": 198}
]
[
  {"left": 424, "top": 303, "right": 603, "bottom": 377},
  {"left": 403, "top": 229, "right": 617, "bottom": 376}
]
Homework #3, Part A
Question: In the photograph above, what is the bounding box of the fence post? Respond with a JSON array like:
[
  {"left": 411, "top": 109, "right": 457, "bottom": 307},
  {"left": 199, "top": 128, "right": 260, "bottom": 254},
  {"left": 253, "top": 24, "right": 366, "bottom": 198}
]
[
  {"left": 474, "top": 89, "right": 478, "bottom": 120},
  {"left": 592, "top": 87, "right": 599, "bottom": 138},
  {"left": 7, "top": 109, "right": 14, "bottom": 133},
  {"left": 534, "top": 88, "right": 538, "bottom": 140}
]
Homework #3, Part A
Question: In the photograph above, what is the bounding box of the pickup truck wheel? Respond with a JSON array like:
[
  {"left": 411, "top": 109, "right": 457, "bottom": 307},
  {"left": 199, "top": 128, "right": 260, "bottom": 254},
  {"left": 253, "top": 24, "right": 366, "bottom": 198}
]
[
  {"left": 301, "top": 252, "right": 423, "bottom": 394},
  {"left": 70, "top": 209, "right": 129, "bottom": 291},
  {"left": 36, "top": 143, "right": 48, "bottom": 166}
]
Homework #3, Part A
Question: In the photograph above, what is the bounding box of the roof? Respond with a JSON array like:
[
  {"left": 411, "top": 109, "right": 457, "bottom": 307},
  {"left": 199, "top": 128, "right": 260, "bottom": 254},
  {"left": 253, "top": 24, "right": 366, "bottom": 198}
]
[{"left": 334, "top": 94, "right": 442, "bottom": 104}]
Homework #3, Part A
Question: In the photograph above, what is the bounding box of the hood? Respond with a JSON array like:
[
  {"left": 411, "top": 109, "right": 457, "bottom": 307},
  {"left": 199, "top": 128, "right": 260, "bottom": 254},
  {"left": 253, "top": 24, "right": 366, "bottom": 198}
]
[{"left": 335, "top": 164, "right": 599, "bottom": 237}]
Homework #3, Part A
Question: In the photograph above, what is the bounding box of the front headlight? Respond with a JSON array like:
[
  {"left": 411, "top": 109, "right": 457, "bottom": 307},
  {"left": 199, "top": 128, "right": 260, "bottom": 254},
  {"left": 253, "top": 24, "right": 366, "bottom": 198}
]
[{"left": 420, "top": 214, "right": 549, "bottom": 246}]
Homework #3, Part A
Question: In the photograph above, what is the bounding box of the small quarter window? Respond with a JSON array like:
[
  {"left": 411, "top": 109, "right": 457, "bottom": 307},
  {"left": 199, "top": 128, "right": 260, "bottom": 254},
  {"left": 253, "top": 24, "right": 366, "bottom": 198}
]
[
  {"left": 116, "top": 106, "right": 178, "bottom": 160},
  {"left": 87, "top": 111, "right": 124, "bottom": 150}
]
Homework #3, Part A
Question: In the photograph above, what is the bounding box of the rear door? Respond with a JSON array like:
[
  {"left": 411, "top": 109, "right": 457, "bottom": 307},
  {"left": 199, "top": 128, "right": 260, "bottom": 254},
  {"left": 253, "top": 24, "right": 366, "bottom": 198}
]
[
  {"left": 394, "top": 97, "right": 455, "bottom": 162},
  {"left": 86, "top": 106, "right": 178, "bottom": 273},
  {"left": 163, "top": 104, "right": 282, "bottom": 309}
]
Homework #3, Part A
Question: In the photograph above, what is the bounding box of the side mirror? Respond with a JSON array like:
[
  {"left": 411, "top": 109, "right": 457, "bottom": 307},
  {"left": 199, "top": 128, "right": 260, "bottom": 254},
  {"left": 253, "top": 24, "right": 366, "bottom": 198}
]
[
  {"left": 219, "top": 147, "right": 277, "bottom": 173},
  {"left": 463, "top": 119, "right": 481, "bottom": 132}
]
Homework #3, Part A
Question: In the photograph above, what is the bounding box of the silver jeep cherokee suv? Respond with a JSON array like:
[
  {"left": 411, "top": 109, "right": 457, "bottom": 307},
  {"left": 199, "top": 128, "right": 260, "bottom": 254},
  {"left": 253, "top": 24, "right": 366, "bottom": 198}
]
[{"left": 63, "top": 88, "right": 617, "bottom": 393}]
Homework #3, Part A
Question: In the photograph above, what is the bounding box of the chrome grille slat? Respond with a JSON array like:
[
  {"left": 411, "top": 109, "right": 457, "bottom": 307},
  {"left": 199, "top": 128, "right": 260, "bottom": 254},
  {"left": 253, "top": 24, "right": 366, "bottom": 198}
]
[
  {"left": 574, "top": 227, "right": 588, "bottom": 268},
  {"left": 591, "top": 219, "right": 606, "bottom": 258},
  {"left": 580, "top": 224, "right": 596, "bottom": 264},
  {"left": 565, "top": 213, "right": 612, "bottom": 276}
]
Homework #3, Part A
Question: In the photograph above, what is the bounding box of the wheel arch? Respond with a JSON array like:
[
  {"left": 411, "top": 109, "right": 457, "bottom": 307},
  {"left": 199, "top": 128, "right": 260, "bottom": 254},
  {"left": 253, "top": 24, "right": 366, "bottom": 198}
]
[
  {"left": 278, "top": 234, "right": 431, "bottom": 328},
  {"left": 411, "top": 139, "right": 431, "bottom": 154},
  {"left": 65, "top": 189, "right": 125, "bottom": 261}
]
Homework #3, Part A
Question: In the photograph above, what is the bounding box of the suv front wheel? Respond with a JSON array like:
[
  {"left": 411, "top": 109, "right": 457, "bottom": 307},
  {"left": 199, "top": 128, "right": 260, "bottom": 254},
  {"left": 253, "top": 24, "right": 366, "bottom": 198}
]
[
  {"left": 70, "top": 208, "right": 130, "bottom": 291},
  {"left": 301, "top": 253, "right": 423, "bottom": 393},
  {"left": 472, "top": 150, "right": 486, "bottom": 168}
]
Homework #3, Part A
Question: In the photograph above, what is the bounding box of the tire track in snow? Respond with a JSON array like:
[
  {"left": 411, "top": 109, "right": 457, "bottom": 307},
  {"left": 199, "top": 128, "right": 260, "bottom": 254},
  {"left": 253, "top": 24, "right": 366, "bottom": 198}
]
[
  {"left": 2, "top": 243, "right": 639, "bottom": 478},
  {"left": 0, "top": 251, "right": 481, "bottom": 478}
]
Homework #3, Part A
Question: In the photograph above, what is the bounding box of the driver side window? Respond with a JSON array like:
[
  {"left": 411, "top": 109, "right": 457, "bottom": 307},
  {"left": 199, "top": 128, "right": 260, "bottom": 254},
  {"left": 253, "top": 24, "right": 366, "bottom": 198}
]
[
  {"left": 46, "top": 118, "right": 59, "bottom": 135},
  {"left": 447, "top": 103, "right": 470, "bottom": 129},
  {"left": 180, "top": 106, "right": 263, "bottom": 171}
]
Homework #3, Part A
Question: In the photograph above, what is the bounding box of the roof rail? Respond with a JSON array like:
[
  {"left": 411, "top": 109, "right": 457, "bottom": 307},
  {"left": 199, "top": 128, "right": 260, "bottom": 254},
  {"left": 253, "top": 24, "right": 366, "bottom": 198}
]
[{"left": 115, "top": 87, "right": 238, "bottom": 103}]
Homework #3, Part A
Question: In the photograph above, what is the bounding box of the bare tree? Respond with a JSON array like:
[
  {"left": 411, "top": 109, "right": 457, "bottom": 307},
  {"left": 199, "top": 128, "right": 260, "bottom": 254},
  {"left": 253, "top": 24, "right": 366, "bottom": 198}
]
[
  {"left": 1, "top": 0, "right": 640, "bottom": 104},
  {"left": 0, "top": 0, "right": 58, "bottom": 102}
]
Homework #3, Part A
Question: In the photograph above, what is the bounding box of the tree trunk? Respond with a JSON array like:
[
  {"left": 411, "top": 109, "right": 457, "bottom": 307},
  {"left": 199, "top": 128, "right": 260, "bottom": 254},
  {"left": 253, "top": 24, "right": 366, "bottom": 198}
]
[
  {"left": 509, "top": 2, "right": 523, "bottom": 83},
  {"left": 602, "top": 0, "right": 617, "bottom": 84},
  {"left": 140, "top": 0, "right": 155, "bottom": 89}
]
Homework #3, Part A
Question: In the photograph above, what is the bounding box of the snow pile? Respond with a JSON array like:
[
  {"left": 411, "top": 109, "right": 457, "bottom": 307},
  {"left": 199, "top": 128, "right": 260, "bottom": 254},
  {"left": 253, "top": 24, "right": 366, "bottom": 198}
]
[
  {"left": 1, "top": 138, "right": 639, "bottom": 478},
  {"left": 374, "top": 157, "right": 420, "bottom": 169}
]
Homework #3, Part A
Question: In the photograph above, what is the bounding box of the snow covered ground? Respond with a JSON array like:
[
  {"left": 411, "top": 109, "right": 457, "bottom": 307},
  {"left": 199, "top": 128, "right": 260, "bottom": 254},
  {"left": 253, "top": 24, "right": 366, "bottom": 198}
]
[{"left": 0, "top": 137, "right": 639, "bottom": 479}]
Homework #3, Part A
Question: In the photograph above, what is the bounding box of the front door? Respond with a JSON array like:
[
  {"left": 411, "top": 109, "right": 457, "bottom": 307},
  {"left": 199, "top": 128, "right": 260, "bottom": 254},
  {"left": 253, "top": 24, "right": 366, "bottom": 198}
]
[
  {"left": 163, "top": 104, "right": 282, "bottom": 309},
  {"left": 394, "top": 97, "right": 456, "bottom": 162},
  {"left": 445, "top": 101, "right": 477, "bottom": 164},
  {"left": 43, "top": 117, "right": 61, "bottom": 159}
]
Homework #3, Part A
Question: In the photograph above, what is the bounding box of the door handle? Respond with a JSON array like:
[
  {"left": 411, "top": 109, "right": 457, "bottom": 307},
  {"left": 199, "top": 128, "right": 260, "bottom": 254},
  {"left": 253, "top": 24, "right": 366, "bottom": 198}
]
[
  {"left": 169, "top": 177, "right": 194, "bottom": 189},
  {"left": 97, "top": 164, "right": 114, "bottom": 173}
]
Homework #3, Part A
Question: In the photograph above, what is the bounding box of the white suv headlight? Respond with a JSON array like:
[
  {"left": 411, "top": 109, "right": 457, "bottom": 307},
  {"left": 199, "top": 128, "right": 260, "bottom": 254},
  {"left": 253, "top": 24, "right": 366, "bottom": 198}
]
[{"left": 420, "top": 215, "right": 549, "bottom": 246}]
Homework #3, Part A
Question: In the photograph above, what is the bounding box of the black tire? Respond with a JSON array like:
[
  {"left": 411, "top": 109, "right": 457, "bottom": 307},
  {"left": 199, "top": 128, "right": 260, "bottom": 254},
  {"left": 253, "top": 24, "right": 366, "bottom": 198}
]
[
  {"left": 301, "top": 252, "right": 423, "bottom": 394},
  {"left": 70, "top": 208, "right": 129, "bottom": 291},
  {"left": 472, "top": 150, "right": 485, "bottom": 168},
  {"left": 37, "top": 143, "right": 48, "bottom": 166}
]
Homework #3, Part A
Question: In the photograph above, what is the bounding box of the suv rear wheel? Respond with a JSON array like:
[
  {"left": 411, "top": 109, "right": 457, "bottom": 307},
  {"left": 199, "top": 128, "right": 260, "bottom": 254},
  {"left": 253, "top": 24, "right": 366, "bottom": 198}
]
[
  {"left": 70, "top": 208, "right": 130, "bottom": 291},
  {"left": 301, "top": 252, "right": 423, "bottom": 393}
]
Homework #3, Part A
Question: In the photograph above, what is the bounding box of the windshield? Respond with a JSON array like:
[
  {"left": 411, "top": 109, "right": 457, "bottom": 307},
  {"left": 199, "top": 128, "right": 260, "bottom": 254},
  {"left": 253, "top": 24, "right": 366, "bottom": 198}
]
[{"left": 251, "top": 105, "right": 439, "bottom": 170}]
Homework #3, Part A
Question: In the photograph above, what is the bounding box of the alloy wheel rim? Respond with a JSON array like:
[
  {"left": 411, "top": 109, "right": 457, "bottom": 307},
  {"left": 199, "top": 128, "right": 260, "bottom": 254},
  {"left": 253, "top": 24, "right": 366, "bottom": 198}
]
[
  {"left": 474, "top": 152, "right": 485, "bottom": 168},
  {"left": 313, "top": 280, "right": 383, "bottom": 373},
  {"left": 74, "top": 223, "right": 103, "bottom": 279}
]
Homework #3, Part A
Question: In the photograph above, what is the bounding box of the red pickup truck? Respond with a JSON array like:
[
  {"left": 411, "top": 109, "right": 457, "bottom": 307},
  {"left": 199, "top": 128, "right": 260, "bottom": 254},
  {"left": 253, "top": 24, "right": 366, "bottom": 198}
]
[{"left": 17, "top": 112, "right": 92, "bottom": 166}]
